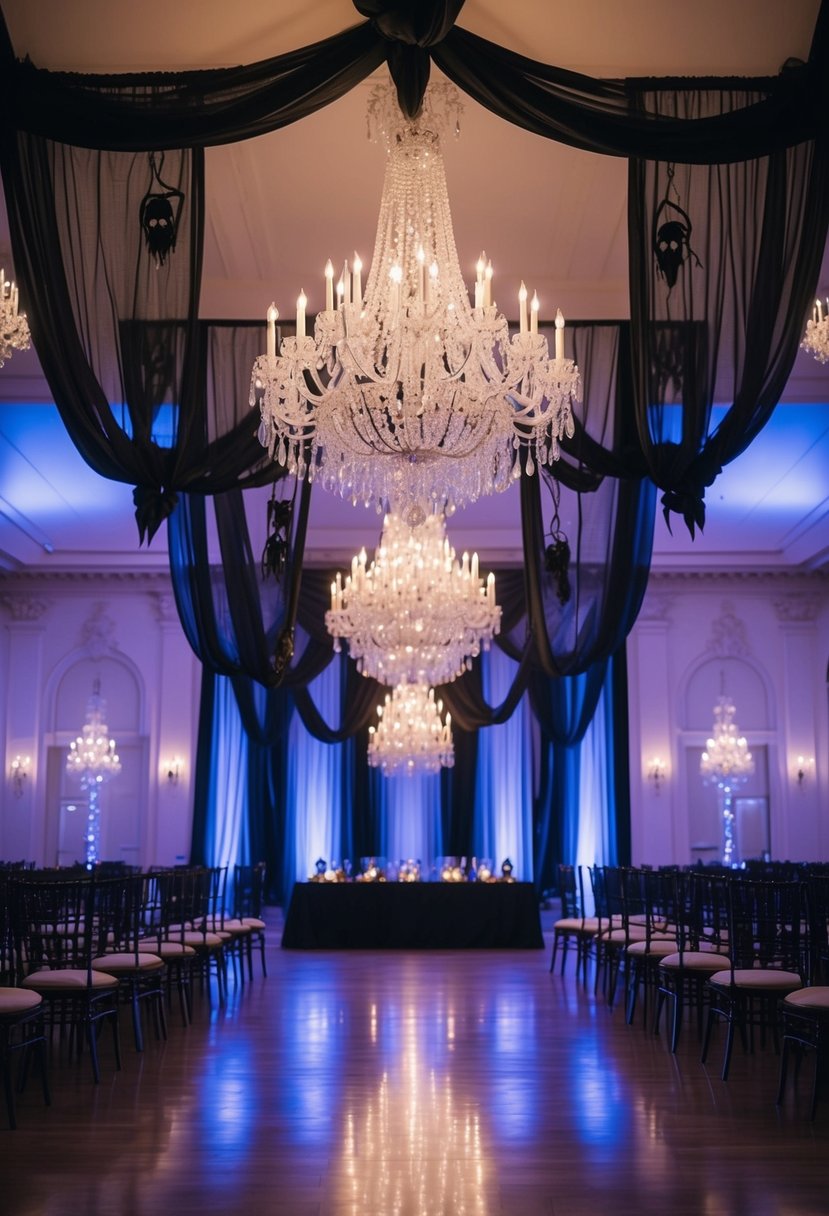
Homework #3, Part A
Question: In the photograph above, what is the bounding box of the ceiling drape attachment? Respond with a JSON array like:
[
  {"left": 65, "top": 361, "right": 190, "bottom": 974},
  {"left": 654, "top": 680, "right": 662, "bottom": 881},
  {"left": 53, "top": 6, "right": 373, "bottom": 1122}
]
[{"left": 353, "top": 0, "right": 465, "bottom": 118}]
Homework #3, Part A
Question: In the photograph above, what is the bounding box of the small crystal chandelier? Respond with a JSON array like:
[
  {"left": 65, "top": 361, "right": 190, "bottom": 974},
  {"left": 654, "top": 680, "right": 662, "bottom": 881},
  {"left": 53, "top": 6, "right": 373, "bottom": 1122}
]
[
  {"left": 700, "top": 692, "right": 754, "bottom": 866},
  {"left": 0, "top": 268, "right": 31, "bottom": 367},
  {"left": 252, "top": 80, "right": 579, "bottom": 524},
  {"left": 368, "top": 682, "right": 454, "bottom": 777},
  {"left": 801, "top": 296, "right": 829, "bottom": 364},
  {"left": 326, "top": 512, "right": 501, "bottom": 687},
  {"left": 66, "top": 680, "right": 122, "bottom": 870}
]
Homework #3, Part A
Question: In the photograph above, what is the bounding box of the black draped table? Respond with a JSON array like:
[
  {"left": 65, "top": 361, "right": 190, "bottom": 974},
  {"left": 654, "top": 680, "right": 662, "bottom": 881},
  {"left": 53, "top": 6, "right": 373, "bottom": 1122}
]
[{"left": 281, "top": 881, "right": 544, "bottom": 949}]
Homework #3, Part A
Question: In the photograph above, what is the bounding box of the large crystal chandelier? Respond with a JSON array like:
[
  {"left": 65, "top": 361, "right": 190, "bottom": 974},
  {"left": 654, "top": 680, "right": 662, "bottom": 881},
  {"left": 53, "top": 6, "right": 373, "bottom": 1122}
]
[
  {"left": 326, "top": 512, "right": 501, "bottom": 687},
  {"left": 801, "top": 296, "right": 829, "bottom": 364},
  {"left": 368, "top": 682, "right": 454, "bottom": 777},
  {"left": 700, "top": 693, "right": 754, "bottom": 865},
  {"left": 252, "top": 80, "right": 579, "bottom": 523},
  {"left": 0, "top": 268, "right": 31, "bottom": 367},
  {"left": 66, "top": 680, "right": 122, "bottom": 870}
]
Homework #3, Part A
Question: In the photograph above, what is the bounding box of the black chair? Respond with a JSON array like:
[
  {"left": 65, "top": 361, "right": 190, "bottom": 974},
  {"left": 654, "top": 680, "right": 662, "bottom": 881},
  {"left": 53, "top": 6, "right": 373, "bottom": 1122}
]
[
  {"left": 234, "top": 862, "right": 268, "bottom": 979},
  {"left": 654, "top": 870, "right": 730, "bottom": 1052},
  {"left": 0, "top": 873, "right": 50, "bottom": 1128},
  {"left": 702, "top": 878, "right": 805, "bottom": 1081},
  {"left": 776, "top": 873, "right": 829, "bottom": 1118},
  {"left": 9, "top": 873, "right": 122, "bottom": 1084},
  {"left": 625, "top": 868, "right": 679, "bottom": 1028},
  {"left": 550, "top": 864, "right": 598, "bottom": 981}
]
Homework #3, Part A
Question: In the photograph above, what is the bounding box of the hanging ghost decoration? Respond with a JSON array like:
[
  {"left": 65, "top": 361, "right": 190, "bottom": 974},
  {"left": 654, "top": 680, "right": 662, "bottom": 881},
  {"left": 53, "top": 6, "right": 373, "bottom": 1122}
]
[
  {"left": 139, "top": 153, "right": 184, "bottom": 267},
  {"left": 652, "top": 165, "right": 702, "bottom": 290}
]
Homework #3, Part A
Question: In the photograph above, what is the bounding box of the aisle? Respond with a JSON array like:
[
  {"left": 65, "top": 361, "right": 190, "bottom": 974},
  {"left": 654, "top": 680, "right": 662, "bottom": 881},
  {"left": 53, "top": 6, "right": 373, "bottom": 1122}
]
[{"left": 1, "top": 913, "right": 826, "bottom": 1215}]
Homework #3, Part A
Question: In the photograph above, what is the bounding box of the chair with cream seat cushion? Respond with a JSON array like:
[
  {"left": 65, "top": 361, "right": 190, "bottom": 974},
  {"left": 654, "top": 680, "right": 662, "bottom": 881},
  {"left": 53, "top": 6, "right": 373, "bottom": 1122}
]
[
  {"left": 776, "top": 986, "right": 829, "bottom": 1119},
  {"left": 625, "top": 868, "right": 680, "bottom": 1027},
  {"left": 234, "top": 862, "right": 268, "bottom": 979},
  {"left": 702, "top": 878, "right": 805, "bottom": 1081},
  {"left": 550, "top": 864, "right": 599, "bottom": 981},
  {"left": 10, "top": 873, "right": 121, "bottom": 1083}
]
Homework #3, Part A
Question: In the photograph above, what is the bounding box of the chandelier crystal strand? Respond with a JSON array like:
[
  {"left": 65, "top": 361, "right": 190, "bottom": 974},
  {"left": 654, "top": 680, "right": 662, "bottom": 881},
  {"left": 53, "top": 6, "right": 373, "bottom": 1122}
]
[
  {"left": 801, "top": 296, "right": 829, "bottom": 364},
  {"left": 367, "top": 682, "right": 454, "bottom": 776},
  {"left": 0, "top": 268, "right": 31, "bottom": 367},
  {"left": 699, "top": 693, "right": 754, "bottom": 866},
  {"left": 66, "top": 680, "right": 122, "bottom": 870},
  {"left": 251, "top": 80, "right": 579, "bottom": 524},
  {"left": 326, "top": 513, "right": 501, "bottom": 686}
]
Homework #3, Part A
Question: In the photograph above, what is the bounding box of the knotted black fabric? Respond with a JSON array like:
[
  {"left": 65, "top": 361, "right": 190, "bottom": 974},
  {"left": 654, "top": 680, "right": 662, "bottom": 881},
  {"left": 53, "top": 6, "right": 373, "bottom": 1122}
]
[{"left": 354, "top": 0, "right": 465, "bottom": 118}]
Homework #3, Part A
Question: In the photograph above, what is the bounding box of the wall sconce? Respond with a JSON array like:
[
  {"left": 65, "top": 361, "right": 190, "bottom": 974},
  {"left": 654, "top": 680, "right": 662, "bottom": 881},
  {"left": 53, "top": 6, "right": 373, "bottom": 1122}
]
[
  {"left": 794, "top": 755, "right": 814, "bottom": 788},
  {"left": 647, "top": 756, "right": 667, "bottom": 793},
  {"left": 10, "top": 754, "right": 30, "bottom": 798},
  {"left": 165, "top": 757, "right": 181, "bottom": 786}
]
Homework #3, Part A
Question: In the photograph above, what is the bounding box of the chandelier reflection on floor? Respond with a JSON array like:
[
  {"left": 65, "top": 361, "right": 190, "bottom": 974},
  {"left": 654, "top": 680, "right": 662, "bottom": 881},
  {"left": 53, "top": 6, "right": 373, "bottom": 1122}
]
[
  {"left": 252, "top": 80, "right": 579, "bottom": 523},
  {"left": 801, "top": 296, "right": 829, "bottom": 364},
  {"left": 700, "top": 690, "right": 754, "bottom": 865},
  {"left": 66, "top": 680, "right": 122, "bottom": 870},
  {"left": 368, "top": 682, "right": 454, "bottom": 777},
  {"left": 0, "top": 268, "right": 31, "bottom": 367},
  {"left": 326, "top": 513, "right": 500, "bottom": 687}
]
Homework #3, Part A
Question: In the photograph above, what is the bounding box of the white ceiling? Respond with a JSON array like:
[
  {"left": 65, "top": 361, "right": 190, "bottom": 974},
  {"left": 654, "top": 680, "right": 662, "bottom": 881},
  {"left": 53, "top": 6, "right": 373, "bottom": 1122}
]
[{"left": 0, "top": 0, "right": 827, "bottom": 575}]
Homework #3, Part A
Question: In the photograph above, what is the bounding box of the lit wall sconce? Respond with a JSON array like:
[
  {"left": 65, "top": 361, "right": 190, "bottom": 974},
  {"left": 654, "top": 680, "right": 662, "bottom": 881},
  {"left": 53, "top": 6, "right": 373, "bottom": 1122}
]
[
  {"left": 165, "top": 757, "right": 181, "bottom": 786},
  {"left": 647, "top": 756, "right": 667, "bottom": 793},
  {"left": 794, "top": 755, "right": 814, "bottom": 788},
  {"left": 10, "top": 754, "right": 30, "bottom": 798}
]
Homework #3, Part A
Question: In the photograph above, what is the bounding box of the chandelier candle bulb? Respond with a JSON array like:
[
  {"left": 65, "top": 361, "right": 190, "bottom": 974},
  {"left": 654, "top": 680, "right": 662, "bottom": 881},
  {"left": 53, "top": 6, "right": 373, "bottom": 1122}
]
[
  {"left": 484, "top": 260, "right": 493, "bottom": 308},
  {"left": 519, "top": 281, "right": 528, "bottom": 334},
  {"left": 296, "top": 291, "right": 307, "bottom": 339},
  {"left": 531, "top": 291, "right": 539, "bottom": 335},
  {"left": 555, "top": 309, "right": 565, "bottom": 360},
  {"left": 325, "top": 259, "right": 334, "bottom": 311},
  {"left": 818, "top": 298, "right": 824, "bottom": 322},
  {"left": 266, "top": 303, "right": 278, "bottom": 358},
  {"left": 352, "top": 254, "right": 362, "bottom": 303}
]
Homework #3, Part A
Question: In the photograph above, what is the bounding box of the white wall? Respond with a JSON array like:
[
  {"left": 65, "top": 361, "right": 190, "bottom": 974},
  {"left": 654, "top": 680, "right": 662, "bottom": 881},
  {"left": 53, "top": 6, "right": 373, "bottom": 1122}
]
[
  {"left": 0, "top": 575, "right": 200, "bottom": 868},
  {"left": 628, "top": 574, "right": 829, "bottom": 866}
]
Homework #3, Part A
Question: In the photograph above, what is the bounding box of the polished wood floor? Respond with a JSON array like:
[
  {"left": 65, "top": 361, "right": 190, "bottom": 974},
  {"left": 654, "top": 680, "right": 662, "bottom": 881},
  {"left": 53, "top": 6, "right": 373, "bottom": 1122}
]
[{"left": 1, "top": 909, "right": 827, "bottom": 1216}]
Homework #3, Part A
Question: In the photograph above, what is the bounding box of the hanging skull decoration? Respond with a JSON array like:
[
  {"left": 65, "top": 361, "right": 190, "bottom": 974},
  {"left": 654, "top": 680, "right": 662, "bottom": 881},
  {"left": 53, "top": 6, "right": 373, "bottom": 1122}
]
[
  {"left": 652, "top": 168, "right": 702, "bottom": 290},
  {"left": 139, "top": 153, "right": 184, "bottom": 268}
]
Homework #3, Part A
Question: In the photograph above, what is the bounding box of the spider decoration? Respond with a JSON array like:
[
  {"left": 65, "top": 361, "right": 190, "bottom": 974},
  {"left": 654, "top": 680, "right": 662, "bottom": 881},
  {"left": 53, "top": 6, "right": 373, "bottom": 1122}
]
[
  {"left": 139, "top": 152, "right": 185, "bottom": 268},
  {"left": 261, "top": 483, "right": 295, "bottom": 581},
  {"left": 653, "top": 165, "right": 703, "bottom": 290}
]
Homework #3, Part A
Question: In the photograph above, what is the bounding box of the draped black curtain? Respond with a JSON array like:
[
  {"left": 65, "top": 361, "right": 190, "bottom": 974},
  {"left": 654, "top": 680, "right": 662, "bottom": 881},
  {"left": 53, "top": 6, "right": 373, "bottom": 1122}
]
[{"left": 628, "top": 86, "right": 829, "bottom": 535}]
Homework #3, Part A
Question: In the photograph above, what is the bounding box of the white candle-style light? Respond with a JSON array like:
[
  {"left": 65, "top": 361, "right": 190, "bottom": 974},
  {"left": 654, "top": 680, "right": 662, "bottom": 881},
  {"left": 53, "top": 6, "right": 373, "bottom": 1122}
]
[
  {"left": 530, "top": 291, "right": 539, "bottom": 335},
  {"left": 555, "top": 308, "right": 565, "bottom": 360},
  {"left": 324, "top": 259, "right": 334, "bottom": 311},
  {"left": 352, "top": 254, "right": 363, "bottom": 305},
  {"left": 518, "top": 281, "right": 528, "bottom": 335},
  {"left": 296, "top": 290, "right": 307, "bottom": 339},
  {"left": 266, "top": 303, "right": 278, "bottom": 358}
]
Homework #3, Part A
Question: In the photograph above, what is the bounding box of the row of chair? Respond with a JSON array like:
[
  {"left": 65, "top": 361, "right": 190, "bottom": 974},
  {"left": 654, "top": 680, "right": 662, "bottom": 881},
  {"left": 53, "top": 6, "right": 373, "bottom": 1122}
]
[
  {"left": 551, "top": 863, "right": 829, "bottom": 1118},
  {"left": 0, "top": 861, "right": 268, "bottom": 1128}
]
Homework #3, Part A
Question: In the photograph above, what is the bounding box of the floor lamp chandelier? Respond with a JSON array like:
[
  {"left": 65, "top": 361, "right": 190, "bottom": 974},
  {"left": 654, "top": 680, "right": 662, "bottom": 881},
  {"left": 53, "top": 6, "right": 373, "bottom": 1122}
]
[
  {"left": 0, "top": 268, "right": 30, "bottom": 367},
  {"left": 326, "top": 512, "right": 501, "bottom": 688},
  {"left": 252, "top": 79, "right": 579, "bottom": 523},
  {"left": 66, "top": 680, "right": 122, "bottom": 870},
  {"left": 700, "top": 690, "right": 754, "bottom": 866},
  {"left": 368, "top": 682, "right": 454, "bottom": 777},
  {"left": 801, "top": 296, "right": 829, "bottom": 364}
]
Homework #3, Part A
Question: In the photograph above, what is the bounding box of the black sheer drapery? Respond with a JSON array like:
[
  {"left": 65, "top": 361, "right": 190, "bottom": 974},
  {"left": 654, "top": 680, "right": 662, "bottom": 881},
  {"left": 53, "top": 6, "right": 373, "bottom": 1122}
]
[
  {"left": 1, "top": 3, "right": 825, "bottom": 161},
  {"left": 0, "top": 129, "right": 275, "bottom": 541},
  {"left": 628, "top": 86, "right": 829, "bottom": 535}
]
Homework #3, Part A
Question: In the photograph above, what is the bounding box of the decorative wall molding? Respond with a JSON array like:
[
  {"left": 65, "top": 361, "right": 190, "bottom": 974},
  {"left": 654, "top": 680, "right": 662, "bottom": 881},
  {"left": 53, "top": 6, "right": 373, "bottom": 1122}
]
[
  {"left": 772, "top": 593, "right": 821, "bottom": 623},
  {"left": 1, "top": 594, "right": 50, "bottom": 621},
  {"left": 80, "top": 602, "right": 119, "bottom": 658},
  {"left": 637, "top": 590, "right": 674, "bottom": 622},
  {"left": 151, "top": 592, "right": 179, "bottom": 626},
  {"left": 705, "top": 601, "right": 751, "bottom": 658}
]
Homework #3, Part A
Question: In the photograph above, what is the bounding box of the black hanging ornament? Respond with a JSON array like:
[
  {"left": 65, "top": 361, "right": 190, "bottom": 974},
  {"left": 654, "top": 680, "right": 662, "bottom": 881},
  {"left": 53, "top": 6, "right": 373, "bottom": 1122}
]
[
  {"left": 261, "top": 481, "right": 295, "bottom": 581},
  {"left": 139, "top": 152, "right": 185, "bottom": 267},
  {"left": 543, "top": 474, "right": 571, "bottom": 606},
  {"left": 653, "top": 164, "right": 702, "bottom": 290}
]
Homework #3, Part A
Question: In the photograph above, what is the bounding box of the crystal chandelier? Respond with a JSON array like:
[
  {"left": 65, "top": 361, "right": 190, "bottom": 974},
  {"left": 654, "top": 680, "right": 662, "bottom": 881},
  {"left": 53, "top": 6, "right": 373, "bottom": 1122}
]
[
  {"left": 252, "top": 80, "right": 579, "bottom": 524},
  {"left": 368, "top": 682, "right": 454, "bottom": 777},
  {"left": 326, "top": 512, "right": 501, "bottom": 687},
  {"left": 0, "top": 268, "right": 31, "bottom": 367},
  {"left": 700, "top": 693, "right": 754, "bottom": 866},
  {"left": 801, "top": 296, "right": 829, "bottom": 364},
  {"left": 66, "top": 680, "right": 122, "bottom": 870}
]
